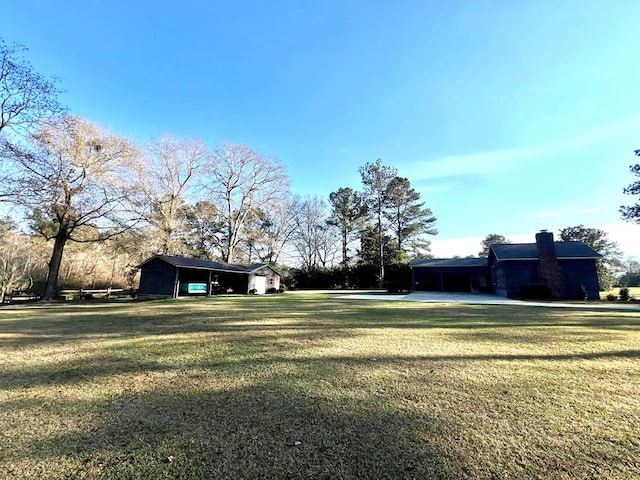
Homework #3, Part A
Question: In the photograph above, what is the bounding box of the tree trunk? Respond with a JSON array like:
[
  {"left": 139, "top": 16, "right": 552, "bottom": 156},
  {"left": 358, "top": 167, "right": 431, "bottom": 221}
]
[
  {"left": 341, "top": 225, "right": 348, "bottom": 267},
  {"left": 225, "top": 230, "right": 234, "bottom": 263},
  {"left": 224, "top": 193, "right": 234, "bottom": 263},
  {"left": 42, "top": 233, "right": 68, "bottom": 301},
  {"left": 377, "top": 207, "right": 384, "bottom": 288}
]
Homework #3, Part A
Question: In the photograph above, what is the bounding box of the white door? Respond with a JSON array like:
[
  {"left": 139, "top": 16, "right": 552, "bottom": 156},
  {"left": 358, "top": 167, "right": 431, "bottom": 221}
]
[{"left": 254, "top": 276, "right": 266, "bottom": 294}]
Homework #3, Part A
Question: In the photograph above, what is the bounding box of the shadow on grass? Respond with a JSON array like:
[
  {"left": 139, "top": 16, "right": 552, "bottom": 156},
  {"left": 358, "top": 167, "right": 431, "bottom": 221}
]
[
  {"left": 3, "top": 338, "right": 640, "bottom": 390},
  {"left": 5, "top": 350, "right": 638, "bottom": 479},
  {"left": 2, "top": 297, "right": 640, "bottom": 347},
  {"left": 2, "top": 297, "right": 639, "bottom": 478},
  {"left": 3, "top": 381, "right": 463, "bottom": 480}
]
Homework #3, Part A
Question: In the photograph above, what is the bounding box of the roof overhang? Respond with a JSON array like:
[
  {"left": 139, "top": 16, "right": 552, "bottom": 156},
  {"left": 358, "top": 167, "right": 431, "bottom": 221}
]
[{"left": 136, "top": 255, "right": 280, "bottom": 275}]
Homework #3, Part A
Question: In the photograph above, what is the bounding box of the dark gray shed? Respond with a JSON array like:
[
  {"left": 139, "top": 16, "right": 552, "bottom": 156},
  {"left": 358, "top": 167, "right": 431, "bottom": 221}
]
[{"left": 137, "top": 255, "right": 281, "bottom": 298}]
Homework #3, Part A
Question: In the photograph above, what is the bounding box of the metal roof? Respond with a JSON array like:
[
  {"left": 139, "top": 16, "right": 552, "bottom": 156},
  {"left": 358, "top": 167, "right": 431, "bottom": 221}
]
[
  {"left": 490, "top": 242, "right": 601, "bottom": 260},
  {"left": 137, "top": 255, "right": 280, "bottom": 275},
  {"left": 409, "top": 241, "right": 601, "bottom": 268},
  {"left": 409, "top": 257, "right": 488, "bottom": 268}
]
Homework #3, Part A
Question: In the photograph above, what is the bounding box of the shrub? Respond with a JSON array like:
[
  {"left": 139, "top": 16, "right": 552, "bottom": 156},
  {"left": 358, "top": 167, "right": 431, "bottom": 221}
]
[
  {"left": 286, "top": 267, "right": 339, "bottom": 289},
  {"left": 350, "top": 264, "right": 379, "bottom": 289},
  {"left": 266, "top": 287, "right": 277, "bottom": 294},
  {"left": 384, "top": 280, "right": 403, "bottom": 294},
  {"left": 248, "top": 289, "right": 257, "bottom": 295},
  {"left": 606, "top": 293, "right": 618, "bottom": 301},
  {"left": 619, "top": 287, "right": 630, "bottom": 302},
  {"left": 518, "top": 283, "right": 552, "bottom": 300},
  {"left": 385, "top": 263, "right": 412, "bottom": 291}
]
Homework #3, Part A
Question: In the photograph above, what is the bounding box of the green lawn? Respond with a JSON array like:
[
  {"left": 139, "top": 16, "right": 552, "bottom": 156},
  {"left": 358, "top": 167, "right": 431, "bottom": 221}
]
[{"left": 1, "top": 295, "right": 639, "bottom": 479}]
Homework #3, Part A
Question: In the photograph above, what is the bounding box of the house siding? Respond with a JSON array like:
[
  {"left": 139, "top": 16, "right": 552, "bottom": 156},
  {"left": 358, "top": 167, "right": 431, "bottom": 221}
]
[
  {"left": 490, "top": 259, "right": 600, "bottom": 299},
  {"left": 249, "top": 266, "right": 281, "bottom": 293},
  {"left": 492, "top": 261, "right": 538, "bottom": 298},
  {"left": 559, "top": 259, "right": 600, "bottom": 300},
  {"left": 410, "top": 234, "right": 601, "bottom": 300},
  {"left": 138, "top": 258, "right": 177, "bottom": 298}
]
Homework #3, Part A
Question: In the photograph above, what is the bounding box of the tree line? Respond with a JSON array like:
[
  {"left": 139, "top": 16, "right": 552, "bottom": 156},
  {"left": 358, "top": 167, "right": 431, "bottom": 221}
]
[{"left": 0, "top": 38, "right": 437, "bottom": 300}]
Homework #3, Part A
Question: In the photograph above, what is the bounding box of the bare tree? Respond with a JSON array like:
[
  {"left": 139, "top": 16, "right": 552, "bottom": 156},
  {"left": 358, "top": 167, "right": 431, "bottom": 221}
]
[
  {"left": 181, "top": 200, "right": 223, "bottom": 260},
  {"left": 0, "top": 217, "right": 29, "bottom": 302},
  {"left": 0, "top": 116, "right": 137, "bottom": 300},
  {"left": 238, "top": 208, "right": 265, "bottom": 264},
  {"left": 201, "top": 142, "right": 290, "bottom": 263},
  {"left": 0, "top": 38, "right": 64, "bottom": 136},
  {"left": 131, "top": 134, "right": 208, "bottom": 255},
  {"left": 315, "top": 225, "right": 340, "bottom": 269},
  {"left": 292, "top": 195, "right": 338, "bottom": 270},
  {"left": 1, "top": 38, "right": 65, "bottom": 200},
  {"left": 249, "top": 195, "right": 300, "bottom": 266}
]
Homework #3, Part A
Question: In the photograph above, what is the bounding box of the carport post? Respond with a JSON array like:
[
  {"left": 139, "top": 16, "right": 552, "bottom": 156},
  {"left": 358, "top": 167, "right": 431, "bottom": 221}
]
[
  {"left": 207, "top": 270, "right": 212, "bottom": 296},
  {"left": 173, "top": 268, "right": 180, "bottom": 298}
]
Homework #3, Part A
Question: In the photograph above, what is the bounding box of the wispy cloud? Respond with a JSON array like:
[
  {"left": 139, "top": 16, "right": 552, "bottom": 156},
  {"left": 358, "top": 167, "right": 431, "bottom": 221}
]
[
  {"left": 527, "top": 211, "right": 562, "bottom": 219},
  {"left": 403, "top": 144, "right": 542, "bottom": 181},
  {"left": 402, "top": 114, "right": 640, "bottom": 182},
  {"left": 577, "top": 208, "right": 602, "bottom": 215},
  {"left": 524, "top": 207, "right": 602, "bottom": 220}
]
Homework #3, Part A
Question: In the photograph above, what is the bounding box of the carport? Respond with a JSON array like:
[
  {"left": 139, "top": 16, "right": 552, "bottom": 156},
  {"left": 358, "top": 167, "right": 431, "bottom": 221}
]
[{"left": 409, "top": 258, "right": 490, "bottom": 293}]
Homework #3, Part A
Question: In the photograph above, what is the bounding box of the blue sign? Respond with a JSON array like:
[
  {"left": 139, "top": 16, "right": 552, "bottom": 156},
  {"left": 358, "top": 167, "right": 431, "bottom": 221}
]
[{"left": 187, "top": 283, "right": 207, "bottom": 294}]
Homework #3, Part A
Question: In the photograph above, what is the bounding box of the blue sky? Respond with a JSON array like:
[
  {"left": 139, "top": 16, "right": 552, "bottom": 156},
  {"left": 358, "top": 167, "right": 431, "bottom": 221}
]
[{"left": 2, "top": 0, "right": 639, "bottom": 257}]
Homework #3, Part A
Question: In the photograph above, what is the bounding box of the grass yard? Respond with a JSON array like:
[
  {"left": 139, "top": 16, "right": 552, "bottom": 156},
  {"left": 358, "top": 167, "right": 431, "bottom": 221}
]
[{"left": 1, "top": 294, "right": 639, "bottom": 479}]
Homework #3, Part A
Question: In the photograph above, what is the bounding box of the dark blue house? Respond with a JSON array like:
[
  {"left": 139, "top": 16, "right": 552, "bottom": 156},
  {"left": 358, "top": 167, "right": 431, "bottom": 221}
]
[
  {"left": 137, "top": 255, "right": 281, "bottom": 298},
  {"left": 410, "top": 231, "right": 602, "bottom": 300}
]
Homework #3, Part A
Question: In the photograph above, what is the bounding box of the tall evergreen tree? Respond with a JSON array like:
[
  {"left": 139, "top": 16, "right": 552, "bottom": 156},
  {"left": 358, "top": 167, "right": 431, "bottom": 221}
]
[
  {"left": 327, "top": 187, "right": 367, "bottom": 268},
  {"left": 358, "top": 225, "right": 407, "bottom": 268},
  {"left": 384, "top": 176, "right": 437, "bottom": 253},
  {"left": 358, "top": 159, "right": 397, "bottom": 286}
]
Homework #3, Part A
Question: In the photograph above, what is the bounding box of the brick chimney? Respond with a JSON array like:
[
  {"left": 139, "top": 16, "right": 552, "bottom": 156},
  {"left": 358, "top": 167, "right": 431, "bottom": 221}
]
[{"left": 535, "top": 230, "right": 566, "bottom": 298}]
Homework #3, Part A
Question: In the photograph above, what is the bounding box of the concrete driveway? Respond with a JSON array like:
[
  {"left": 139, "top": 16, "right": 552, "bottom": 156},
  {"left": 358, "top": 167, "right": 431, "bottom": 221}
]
[{"left": 336, "top": 291, "right": 640, "bottom": 310}]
